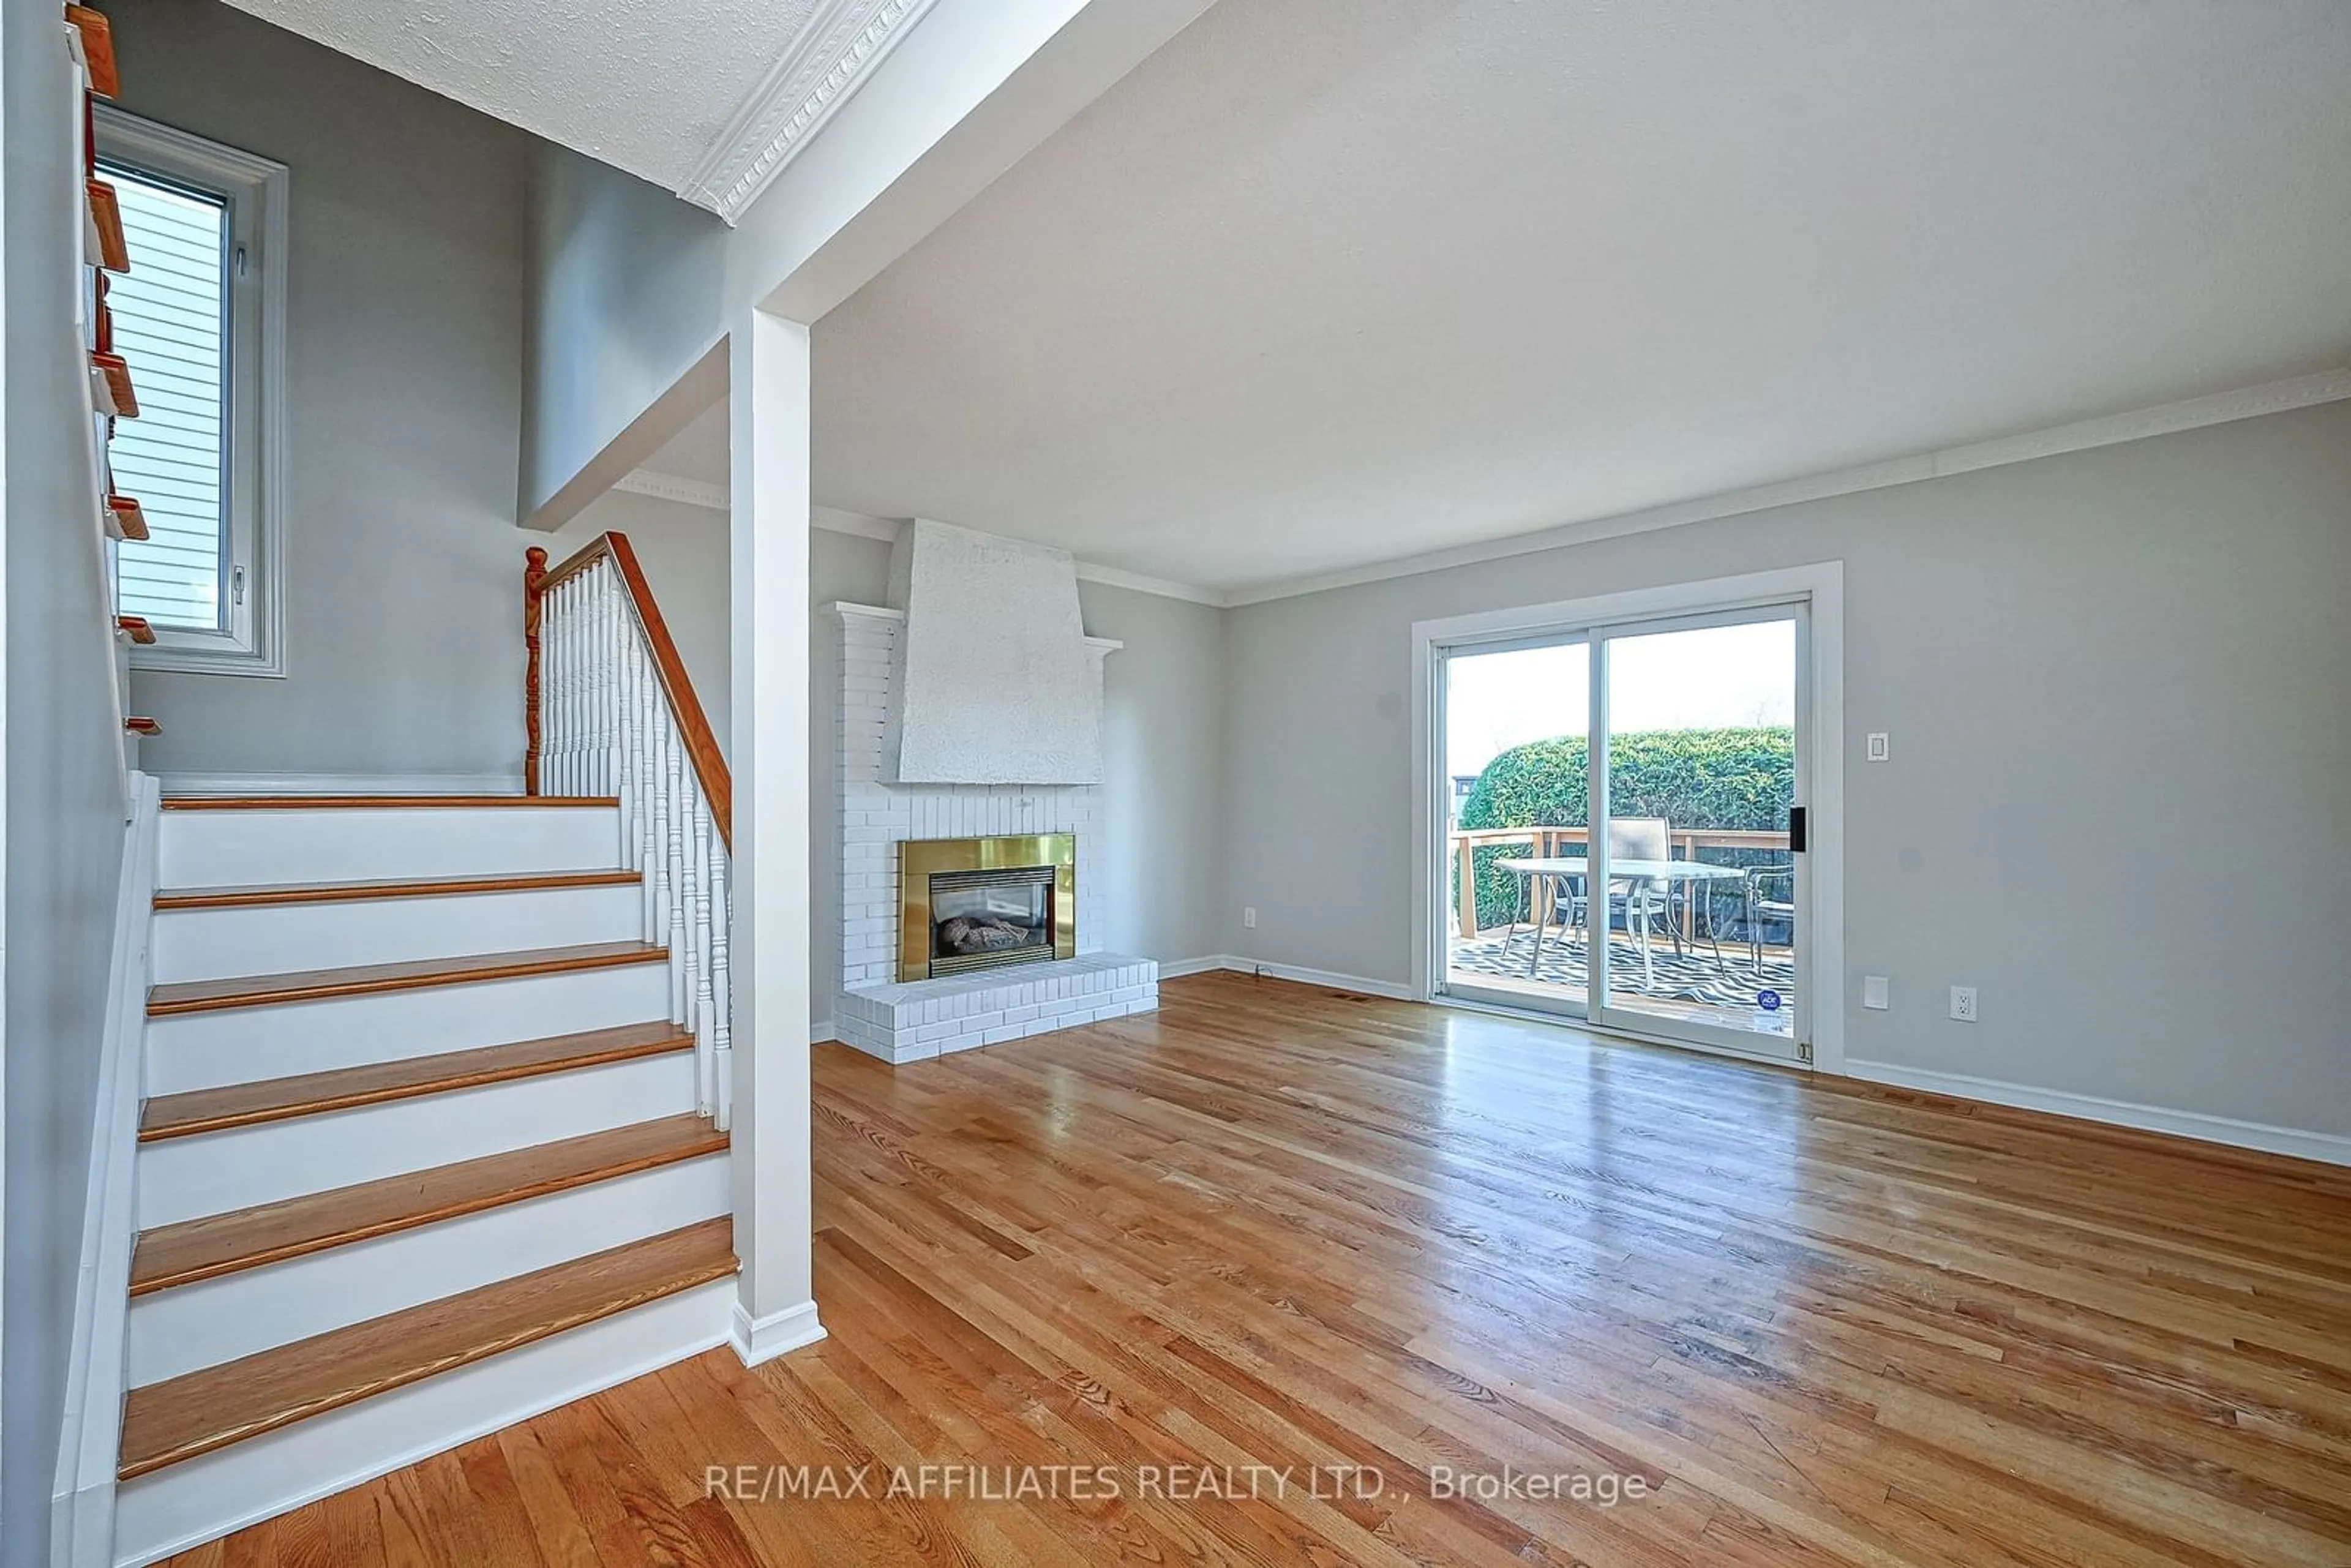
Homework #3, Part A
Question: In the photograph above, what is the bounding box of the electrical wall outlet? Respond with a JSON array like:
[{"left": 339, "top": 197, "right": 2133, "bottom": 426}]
[
  {"left": 1243, "top": 906, "right": 1258, "bottom": 929},
  {"left": 1862, "top": 975, "right": 1889, "bottom": 1010},
  {"left": 1949, "top": 985, "right": 1978, "bottom": 1022}
]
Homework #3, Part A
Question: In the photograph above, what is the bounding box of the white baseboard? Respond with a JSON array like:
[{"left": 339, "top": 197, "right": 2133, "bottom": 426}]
[
  {"left": 154, "top": 770, "right": 525, "bottom": 797},
  {"left": 1155, "top": 955, "right": 1234, "bottom": 979},
  {"left": 1842, "top": 1059, "right": 2351, "bottom": 1168},
  {"left": 1190, "top": 955, "right": 1415, "bottom": 1001},
  {"left": 810, "top": 1018, "right": 836, "bottom": 1045},
  {"left": 730, "top": 1297, "right": 826, "bottom": 1367},
  {"left": 52, "top": 774, "right": 160, "bottom": 1568}
]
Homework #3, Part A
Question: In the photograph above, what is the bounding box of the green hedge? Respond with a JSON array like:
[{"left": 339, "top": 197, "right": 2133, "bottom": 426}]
[{"left": 1456, "top": 727, "right": 1793, "bottom": 928}]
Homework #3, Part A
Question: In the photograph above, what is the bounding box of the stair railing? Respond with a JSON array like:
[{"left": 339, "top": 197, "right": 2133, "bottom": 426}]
[{"left": 525, "top": 533, "right": 731, "bottom": 1128}]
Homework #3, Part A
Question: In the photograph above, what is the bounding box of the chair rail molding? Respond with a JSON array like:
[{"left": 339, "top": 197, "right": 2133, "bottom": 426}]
[{"left": 677, "top": 0, "right": 945, "bottom": 223}]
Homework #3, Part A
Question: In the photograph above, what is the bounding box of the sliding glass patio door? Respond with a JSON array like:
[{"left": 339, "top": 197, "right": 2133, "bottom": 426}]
[
  {"left": 1586, "top": 607, "right": 1805, "bottom": 1061},
  {"left": 1439, "top": 634, "right": 1594, "bottom": 1019},
  {"left": 1436, "top": 601, "right": 1810, "bottom": 1064}
]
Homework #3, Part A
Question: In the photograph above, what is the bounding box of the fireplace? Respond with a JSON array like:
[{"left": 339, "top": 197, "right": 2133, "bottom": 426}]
[{"left": 898, "top": 834, "right": 1077, "bottom": 982}]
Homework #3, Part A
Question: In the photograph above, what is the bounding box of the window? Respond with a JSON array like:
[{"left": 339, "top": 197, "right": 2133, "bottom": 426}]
[{"left": 96, "top": 108, "right": 286, "bottom": 675}]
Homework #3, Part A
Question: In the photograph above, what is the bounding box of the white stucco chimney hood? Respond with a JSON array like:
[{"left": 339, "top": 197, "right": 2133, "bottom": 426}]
[{"left": 880, "top": 519, "right": 1119, "bottom": 786}]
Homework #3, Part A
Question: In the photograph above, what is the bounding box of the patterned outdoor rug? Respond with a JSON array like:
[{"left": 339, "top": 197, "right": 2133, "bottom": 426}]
[{"left": 1450, "top": 926, "right": 1797, "bottom": 1013}]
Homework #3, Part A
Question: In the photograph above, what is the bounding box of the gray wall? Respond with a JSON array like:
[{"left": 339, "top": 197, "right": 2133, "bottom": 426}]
[
  {"left": 522, "top": 144, "right": 726, "bottom": 519},
  {"left": 2, "top": 6, "right": 134, "bottom": 1559},
  {"left": 547, "top": 490, "right": 737, "bottom": 760},
  {"left": 116, "top": 1, "right": 534, "bottom": 781},
  {"left": 1221, "top": 401, "right": 2351, "bottom": 1139}
]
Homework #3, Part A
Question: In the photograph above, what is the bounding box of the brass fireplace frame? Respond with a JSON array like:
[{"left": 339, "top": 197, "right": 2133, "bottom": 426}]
[{"left": 897, "top": 833, "right": 1076, "bottom": 983}]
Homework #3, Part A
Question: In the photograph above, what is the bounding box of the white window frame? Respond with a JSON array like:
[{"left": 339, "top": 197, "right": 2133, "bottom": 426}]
[
  {"left": 1409, "top": 562, "right": 1847, "bottom": 1076},
  {"left": 96, "top": 106, "right": 288, "bottom": 678}
]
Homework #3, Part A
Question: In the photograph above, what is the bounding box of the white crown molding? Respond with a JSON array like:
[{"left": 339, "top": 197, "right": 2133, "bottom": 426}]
[
  {"left": 618, "top": 367, "right": 2350, "bottom": 612},
  {"left": 640, "top": 489, "right": 1233, "bottom": 608},
  {"left": 812, "top": 504, "right": 902, "bottom": 542},
  {"left": 677, "top": 0, "right": 943, "bottom": 223},
  {"left": 612, "top": 469, "right": 732, "bottom": 512},
  {"left": 1219, "top": 367, "right": 2351, "bottom": 607},
  {"left": 1071, "top": 560, "right": 1228, "bottom": 607}
]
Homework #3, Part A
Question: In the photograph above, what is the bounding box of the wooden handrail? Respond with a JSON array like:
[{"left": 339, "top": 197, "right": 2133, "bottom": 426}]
[{"left": 524, "top": 532, "right": 730, "bottom": 850}]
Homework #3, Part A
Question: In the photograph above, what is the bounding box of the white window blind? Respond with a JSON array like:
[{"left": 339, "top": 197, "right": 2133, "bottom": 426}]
[{"left": 103, "top": 163, "right": 231, "bottom": 632}]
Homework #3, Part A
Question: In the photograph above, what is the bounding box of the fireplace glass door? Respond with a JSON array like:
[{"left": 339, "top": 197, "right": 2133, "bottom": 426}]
[
  {"left": 928, "top": 866, "right": 1056, "bottom": 976},
  {"left": 897, "top": 833, "right": 1079, "bottom": 982}
]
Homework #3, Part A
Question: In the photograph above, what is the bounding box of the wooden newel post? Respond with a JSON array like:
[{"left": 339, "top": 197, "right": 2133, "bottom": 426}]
[{"left": 523, "top": 546, "right": 547, "bottom": 795}]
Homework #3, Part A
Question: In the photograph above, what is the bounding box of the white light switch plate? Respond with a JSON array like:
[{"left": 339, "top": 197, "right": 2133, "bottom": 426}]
[
  {"left": 1866, "top": 732, "right": 1890, "bottom": 762},
  {"left": 1862, "top": 975, "right": 1889, "bottom": 1010}
]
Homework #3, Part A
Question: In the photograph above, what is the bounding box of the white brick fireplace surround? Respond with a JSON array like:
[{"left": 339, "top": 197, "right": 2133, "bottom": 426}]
[{"left": 828, "top": 603, "right": 1158, "bottom": 1062}]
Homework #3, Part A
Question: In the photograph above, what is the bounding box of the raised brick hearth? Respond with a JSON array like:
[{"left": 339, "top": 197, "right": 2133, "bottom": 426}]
[{"left": 828, "top": 602, "right": 1158, "bottom": 1062}]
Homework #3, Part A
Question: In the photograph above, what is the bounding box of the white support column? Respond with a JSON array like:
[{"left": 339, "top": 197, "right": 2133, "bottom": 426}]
[{"left": 726, "top": 306, "right": 823, "bottom": 1365}]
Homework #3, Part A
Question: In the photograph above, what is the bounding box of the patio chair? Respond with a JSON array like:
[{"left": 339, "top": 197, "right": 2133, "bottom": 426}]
[
  {"left": 1742, "top": 864, "right": 1796, "bottom": 975},
  {"left": 1545, "top": 818, "right": 1697, "bottom": 989}
]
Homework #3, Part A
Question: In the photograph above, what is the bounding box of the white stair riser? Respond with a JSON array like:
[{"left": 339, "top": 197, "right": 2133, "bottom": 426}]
[
  {"left": 159, "top": 806, "right": 625, "bottom": 888},
  {"left": 113, "top": 1277, "right": 735, "bottom": 1568},
  {"left": 152, "top": 883, "right": 647, "bottom": 983},
  {"left": 145, "top": 962, "right": 675, "bottom": 1095},
  {"left": 128, "top": 1155, "right": 730, "bottom": 1386},
  {"left": 137, "top": 1051, "right": 700, "bottom": 1227}
]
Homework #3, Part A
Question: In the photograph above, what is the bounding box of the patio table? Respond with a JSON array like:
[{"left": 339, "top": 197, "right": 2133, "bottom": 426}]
[{"left": 1495, "top": 857, "right": 1748, "bottom": 991}]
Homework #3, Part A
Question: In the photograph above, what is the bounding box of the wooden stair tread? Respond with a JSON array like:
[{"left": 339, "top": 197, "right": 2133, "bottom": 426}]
[
  {"left": 107, "top": 493, "right": 150, "bottom": 541},
  {"left": 160, "top": 794, "right": 618, "bottom": 810},
  {"left": 67, "top": 4, "right": 119, "bottom": 97},
  {"left": 156, "top": 868, "right": 640, "bottom": 910},
  {"left": 118, "top": 1217, "right": 735, "bottom": 1480},
  {"left": 88, "top": 178, "right": 130, "bottom": 271},
  {"left": 146, "top": 940, "right": 666, "bottom": 1016},
  {"left": 140, "top": 1022, "right": 693, "bottom": 1142},
  {"left": 131, "top": 1114, "right": 726, "bottom": 1296}
]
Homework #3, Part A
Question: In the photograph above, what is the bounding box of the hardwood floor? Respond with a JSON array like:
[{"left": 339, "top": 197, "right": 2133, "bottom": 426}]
[{"left": 165, "top": 971, "right": 2351, "bottom": 1566}]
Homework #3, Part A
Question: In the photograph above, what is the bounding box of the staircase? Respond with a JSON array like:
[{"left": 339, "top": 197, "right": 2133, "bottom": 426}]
[{"left": 111, "top": 793, "right": 737, "bottom": 1564}]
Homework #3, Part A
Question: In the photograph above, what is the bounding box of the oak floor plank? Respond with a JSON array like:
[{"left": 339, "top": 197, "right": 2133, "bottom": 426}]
[{"left": 168, "top": 973, "right": 2351, "bottom": 1566}]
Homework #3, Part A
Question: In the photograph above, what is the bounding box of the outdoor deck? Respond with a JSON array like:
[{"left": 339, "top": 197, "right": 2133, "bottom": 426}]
[
  {"left": 1447, "top": 824, "right": 1798, "bottom": 1034},
  {"left": 1448, "top": 927, "right": 1798, "bottom": 1033}
]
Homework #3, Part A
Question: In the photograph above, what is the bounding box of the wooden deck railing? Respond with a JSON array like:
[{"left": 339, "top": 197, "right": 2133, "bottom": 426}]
[
  {"left": 1449, "top": 825, "right": 1790, "bottom": 939},
  {"left": 525, "top": 531, "right": 732, "bottom": 1125}
]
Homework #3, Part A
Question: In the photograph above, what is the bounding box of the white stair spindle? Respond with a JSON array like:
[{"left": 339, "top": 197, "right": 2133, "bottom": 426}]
[
  {"left": 664, "top": 738, "right": 688, "bottom": 1026},
  {"left": 709, "top": 849, "right": 731, "bottom": 1131},
  {"left": 686, "top": 801, "right": 713, "bottom": 1116},
  {"left": 549, "top": 577, "right": 567, "bottom": 795}
]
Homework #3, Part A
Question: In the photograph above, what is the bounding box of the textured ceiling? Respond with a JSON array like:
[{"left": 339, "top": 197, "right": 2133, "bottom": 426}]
[
  {"left": 805, "top": 0, "right": 2351, "bottom": 593},
  {"left": 219, "top": 0, "right": 818, "bottom": 193}
]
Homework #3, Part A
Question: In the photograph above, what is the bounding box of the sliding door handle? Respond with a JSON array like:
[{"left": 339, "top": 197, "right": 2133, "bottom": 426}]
[{"left": 1788, "top": 806, "right": 1807, "bottom": 853}]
